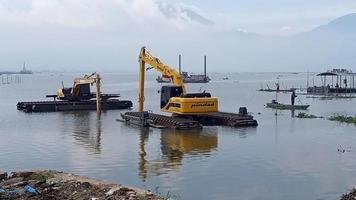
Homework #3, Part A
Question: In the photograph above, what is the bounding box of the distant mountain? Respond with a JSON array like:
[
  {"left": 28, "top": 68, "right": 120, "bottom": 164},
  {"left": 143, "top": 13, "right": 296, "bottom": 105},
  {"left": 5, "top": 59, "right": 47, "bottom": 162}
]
[
  {"left": 157, "top": 2, "right": 214, "bottom": 25},
  {"left": 195, "top": 13, "right": 356, "bottom": 71},
  {"left": 282, "top": 13, "right": 356, "bottom": 69},
  {"left": 312, "top": 13, "right": 356, "bottom": 33}
]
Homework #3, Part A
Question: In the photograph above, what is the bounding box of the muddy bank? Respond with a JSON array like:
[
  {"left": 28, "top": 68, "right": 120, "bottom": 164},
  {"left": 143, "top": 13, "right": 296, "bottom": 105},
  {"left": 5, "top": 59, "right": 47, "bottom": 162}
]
[{"left": 0, "top": 170, "right": 164, "bottom": 200}]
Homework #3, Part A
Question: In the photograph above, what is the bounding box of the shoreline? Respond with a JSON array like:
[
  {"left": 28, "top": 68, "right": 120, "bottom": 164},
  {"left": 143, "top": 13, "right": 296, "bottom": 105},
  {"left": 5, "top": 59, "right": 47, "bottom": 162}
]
[{"left": 0, "top": 170, "right": 164, "bottom": 200}]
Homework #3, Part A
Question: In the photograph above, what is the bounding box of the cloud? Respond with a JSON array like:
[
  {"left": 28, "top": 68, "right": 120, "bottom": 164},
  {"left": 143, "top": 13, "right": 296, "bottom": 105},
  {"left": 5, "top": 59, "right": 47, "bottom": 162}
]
[
  {"left": 281, "top": 26, "right": 292, "bottom": 31},
  {"left": 0, "top": 0, "right": 107, "bottom": 28},
  {"left": 0, "top": 0, "right": 214, "bottom": 34}
]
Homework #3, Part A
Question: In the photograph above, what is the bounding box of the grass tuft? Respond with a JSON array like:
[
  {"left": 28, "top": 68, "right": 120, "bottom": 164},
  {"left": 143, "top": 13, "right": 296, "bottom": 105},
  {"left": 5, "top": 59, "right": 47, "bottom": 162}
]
[{"left": 329, "top": 115, "right": 356, "bottom": 124}]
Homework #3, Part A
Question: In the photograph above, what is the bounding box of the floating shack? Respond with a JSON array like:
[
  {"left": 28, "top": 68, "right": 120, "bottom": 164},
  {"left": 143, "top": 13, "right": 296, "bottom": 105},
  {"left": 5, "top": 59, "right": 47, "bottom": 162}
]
[{"left": 307, "top": 69, "right": 356, "bottom": 95}]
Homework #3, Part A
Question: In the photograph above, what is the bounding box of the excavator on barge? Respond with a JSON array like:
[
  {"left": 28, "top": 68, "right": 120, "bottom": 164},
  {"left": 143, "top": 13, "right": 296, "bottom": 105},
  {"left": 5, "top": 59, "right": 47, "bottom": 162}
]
[
  {"left": 119, "top": 47, "right": 257, "bottom": 129},
  {"left": 17, "top": 73, "right": 133, "bottom": 112}
]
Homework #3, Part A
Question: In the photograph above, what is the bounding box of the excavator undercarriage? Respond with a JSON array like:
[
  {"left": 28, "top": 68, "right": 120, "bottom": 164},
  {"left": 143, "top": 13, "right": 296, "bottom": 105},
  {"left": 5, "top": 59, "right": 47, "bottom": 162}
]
[{"left": 120, "top": 110, "right": 257, "bottom": 129}]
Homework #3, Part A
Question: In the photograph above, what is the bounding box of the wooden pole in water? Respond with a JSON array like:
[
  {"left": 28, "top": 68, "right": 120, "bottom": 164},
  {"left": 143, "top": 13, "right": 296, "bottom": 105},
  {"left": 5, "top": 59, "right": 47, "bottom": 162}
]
[
  {"left": 96, "top": 73, "right": 102, "bottom": 113},
  {"left": 204, "top": 55, "right": 207, "bottom": 82},
  {"left": 307, "top": 70, "right": 309, "bottom": 88},
  {"left": 179, "top": 54, "right": 182, "bottom": 75}
]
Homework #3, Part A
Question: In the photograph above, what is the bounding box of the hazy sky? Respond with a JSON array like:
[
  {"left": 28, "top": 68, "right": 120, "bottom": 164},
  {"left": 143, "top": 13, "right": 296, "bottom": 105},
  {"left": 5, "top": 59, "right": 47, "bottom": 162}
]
[
  {"left": 0, "top": 0, "right": 355, "bottom": 71},
  {"left": 1, "top": 0, "right": 355, "bottom": 35}
]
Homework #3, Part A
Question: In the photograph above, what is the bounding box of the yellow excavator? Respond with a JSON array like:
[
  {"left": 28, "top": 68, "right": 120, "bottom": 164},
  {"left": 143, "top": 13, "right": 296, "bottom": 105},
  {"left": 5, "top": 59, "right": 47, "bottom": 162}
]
[
  {"left": 120, "top": 47, "right": 257, "bottom": 129},
  {"left": 138, "top": 47, "right": 218, "bottom": 115},
  {"left": 56, "top": 72, "right": 101, "bottom": 102}
]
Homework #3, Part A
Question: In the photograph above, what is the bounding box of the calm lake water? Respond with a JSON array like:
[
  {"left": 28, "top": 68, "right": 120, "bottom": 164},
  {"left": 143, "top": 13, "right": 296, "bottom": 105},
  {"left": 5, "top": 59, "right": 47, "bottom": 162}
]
[{"left": 1, "top": 72, "right": 356, "bottom": 200}]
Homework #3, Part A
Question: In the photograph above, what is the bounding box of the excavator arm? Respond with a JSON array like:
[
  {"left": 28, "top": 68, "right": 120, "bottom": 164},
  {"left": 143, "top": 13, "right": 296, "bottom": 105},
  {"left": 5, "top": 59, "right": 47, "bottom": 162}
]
[
  {"left": 139, "top": 47, "right": 185, "bottom": 88},
  {"left": 71, "top": 73, "right": 99, "bottom": 96},
  {"left": 139, "top": 47, "right": 186, "bottom": 112}
]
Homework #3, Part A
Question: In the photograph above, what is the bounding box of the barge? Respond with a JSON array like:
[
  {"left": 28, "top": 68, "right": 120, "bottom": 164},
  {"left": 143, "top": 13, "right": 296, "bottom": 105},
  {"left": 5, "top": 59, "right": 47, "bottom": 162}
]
[
  {"left": 119, "top": 109, "right": 258, "bottom": 129},
  {"left": 17, "top": 98, "right": 132, "bottom": 113}
]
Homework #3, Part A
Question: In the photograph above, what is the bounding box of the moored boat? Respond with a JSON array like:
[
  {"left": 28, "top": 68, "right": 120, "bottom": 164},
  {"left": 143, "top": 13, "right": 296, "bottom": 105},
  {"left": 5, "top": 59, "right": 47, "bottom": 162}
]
[{"left": 266, "top": 102, "right": 310, "bottom": 110}]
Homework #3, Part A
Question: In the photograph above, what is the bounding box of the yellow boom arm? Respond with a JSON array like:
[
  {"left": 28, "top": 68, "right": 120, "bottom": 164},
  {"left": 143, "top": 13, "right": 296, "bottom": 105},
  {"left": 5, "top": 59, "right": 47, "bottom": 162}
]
[
  {"left": 138, "top": 47, "right": 186, "bottom": 112},
  {"left": 71, "top": 72, "right": 99, "bottom": 96}
]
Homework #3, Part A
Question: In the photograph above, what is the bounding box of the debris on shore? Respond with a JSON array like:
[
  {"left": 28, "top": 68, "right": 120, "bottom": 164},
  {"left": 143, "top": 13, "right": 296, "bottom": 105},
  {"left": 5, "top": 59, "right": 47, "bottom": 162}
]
[
  {"left": 0, "top": 170, "right": 164, "bottom": 200},
  {"left": 341, "top": 188, "right": 356, "bottom": 200},
  {"left": 329, "top": 115, "right": 356, "bottom": 125}
]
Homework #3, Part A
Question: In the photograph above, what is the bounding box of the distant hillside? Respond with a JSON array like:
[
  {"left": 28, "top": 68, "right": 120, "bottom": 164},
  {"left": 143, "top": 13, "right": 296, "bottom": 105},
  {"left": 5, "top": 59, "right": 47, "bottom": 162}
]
[
  {"left": 283, "top": 13, "right": 356, "bottom": 70},
  {"left": 201, "top": 13, "right": 356, "bottom": 71},
  {"left": 312, "top": 13, "right": 356, "bottom": 33}
]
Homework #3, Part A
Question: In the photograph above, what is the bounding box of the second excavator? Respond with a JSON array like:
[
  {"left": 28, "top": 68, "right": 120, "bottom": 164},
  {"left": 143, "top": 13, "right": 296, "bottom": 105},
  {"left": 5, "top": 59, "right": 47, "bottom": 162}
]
[{"left": 120, "top": 47, "right": 257, "bottom": 129}]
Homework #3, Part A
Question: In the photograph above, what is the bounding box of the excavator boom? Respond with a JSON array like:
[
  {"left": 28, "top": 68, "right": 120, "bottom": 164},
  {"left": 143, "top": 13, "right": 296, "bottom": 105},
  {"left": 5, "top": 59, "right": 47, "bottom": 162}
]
[{"left": 139, "top": 47, "right": 185, "bottom": 88}]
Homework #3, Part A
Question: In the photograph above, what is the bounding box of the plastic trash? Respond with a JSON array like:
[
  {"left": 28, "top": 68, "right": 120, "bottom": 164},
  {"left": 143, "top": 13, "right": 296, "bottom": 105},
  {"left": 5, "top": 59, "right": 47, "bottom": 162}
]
[
  {"left": 24, "top": 184, "right": 39, "bottom": 195},
  {"left": 8, "top": 188, "right": 21, "bottom": 194},
  {"left": 0, "top": 188, "right": 6, "bottom": 193}
]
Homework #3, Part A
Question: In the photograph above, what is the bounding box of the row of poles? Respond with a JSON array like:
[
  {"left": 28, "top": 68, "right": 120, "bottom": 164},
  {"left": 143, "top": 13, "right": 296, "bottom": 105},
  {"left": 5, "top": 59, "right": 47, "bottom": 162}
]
[
  {"left": 0, "top": 75, "right": 21, "bottom": 85},
  {"left": 178, "top": 54, "right": 208, "bottom": 80}
]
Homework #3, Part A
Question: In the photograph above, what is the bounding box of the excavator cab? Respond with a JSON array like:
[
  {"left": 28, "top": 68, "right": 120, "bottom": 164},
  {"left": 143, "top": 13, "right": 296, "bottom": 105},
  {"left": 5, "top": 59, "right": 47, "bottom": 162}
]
[
  {"left": 57, "top": 83, "right": 92, "bottom": 101},
  {"left": 160, "top": 86, "right": 184, "bottom": 109}
]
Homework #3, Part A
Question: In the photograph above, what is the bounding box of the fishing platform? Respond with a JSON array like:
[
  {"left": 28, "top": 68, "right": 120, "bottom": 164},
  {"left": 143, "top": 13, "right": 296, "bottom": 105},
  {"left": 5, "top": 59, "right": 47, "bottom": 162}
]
[
  {"left": 119, "top": 108, "right": 258, "bottom": 129},
  {"left": 307, "top": 69, "right": 356, "bottom": 95}
]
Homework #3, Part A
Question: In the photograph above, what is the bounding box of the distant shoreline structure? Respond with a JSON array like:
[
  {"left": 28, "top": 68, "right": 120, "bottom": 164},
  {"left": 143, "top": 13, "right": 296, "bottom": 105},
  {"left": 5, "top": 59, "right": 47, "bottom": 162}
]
[{"left": 0, "top": 62, "right": 33, "bottom": 75}]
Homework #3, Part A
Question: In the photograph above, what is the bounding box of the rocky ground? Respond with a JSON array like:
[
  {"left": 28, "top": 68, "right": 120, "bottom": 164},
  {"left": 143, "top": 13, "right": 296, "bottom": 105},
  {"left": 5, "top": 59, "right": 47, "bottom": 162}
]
[
  {"left": 0, "top": 170, "right": 164, "bottom": 200},
  {"left": 341, "top": 189, "right": 356, "bottom": 200}
]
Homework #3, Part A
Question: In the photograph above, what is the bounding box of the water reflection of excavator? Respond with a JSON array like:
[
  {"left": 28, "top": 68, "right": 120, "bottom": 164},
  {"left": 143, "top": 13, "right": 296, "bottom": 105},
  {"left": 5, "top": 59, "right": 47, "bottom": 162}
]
[
  {"left": 120, "top": 47, "right": 257, "bottom": 128},
  {"left": 61, "top": 111, "right": 102, "bottom": 154},
  {"left": 138, "top": 129, "right": 218, "bottom": 180}
]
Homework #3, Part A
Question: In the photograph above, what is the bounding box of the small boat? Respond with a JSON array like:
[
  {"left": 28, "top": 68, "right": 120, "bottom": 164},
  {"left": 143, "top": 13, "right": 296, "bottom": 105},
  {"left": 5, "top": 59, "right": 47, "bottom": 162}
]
[
  {"left": 266, "top": 102, "right": 310, "bottom": 110},
  {"left": 259, "top": 89, "right": 294, "bottom": 92}
]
